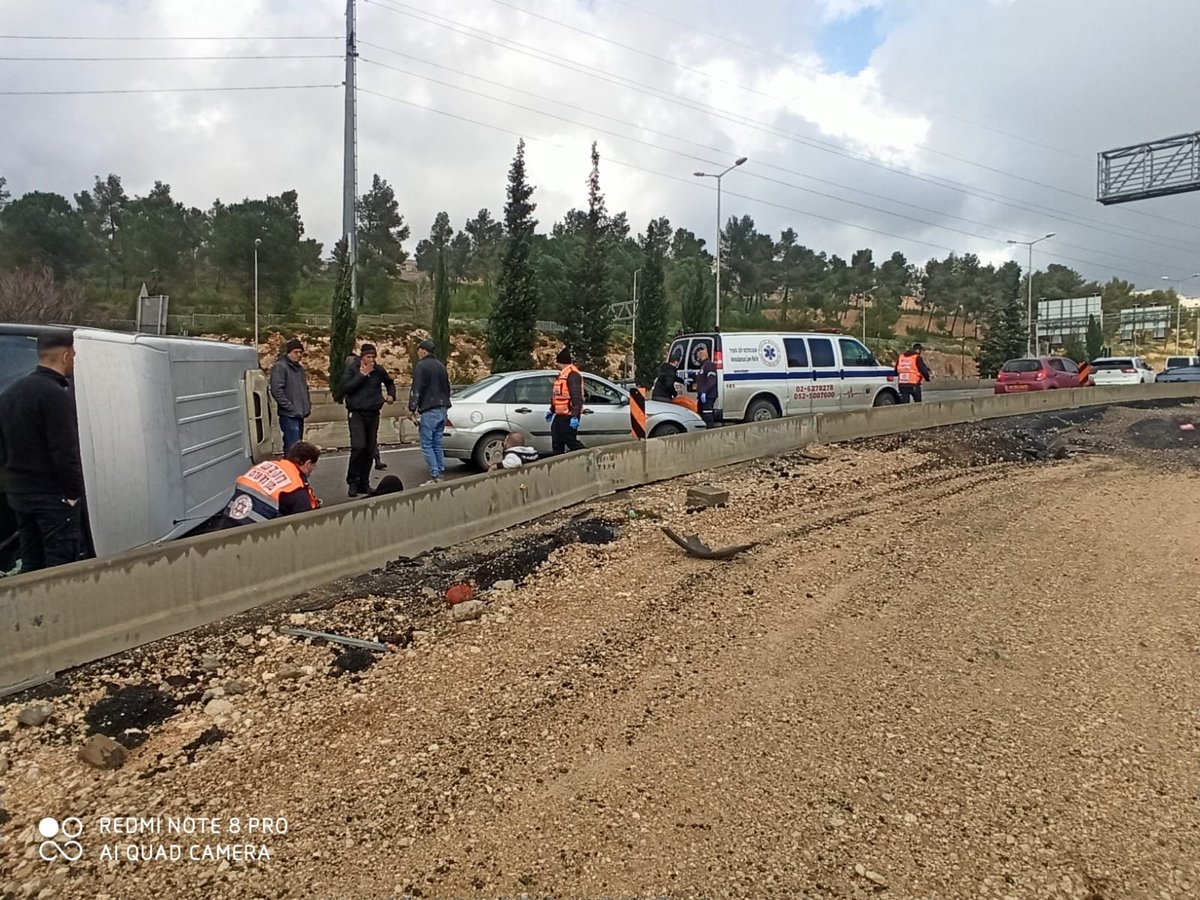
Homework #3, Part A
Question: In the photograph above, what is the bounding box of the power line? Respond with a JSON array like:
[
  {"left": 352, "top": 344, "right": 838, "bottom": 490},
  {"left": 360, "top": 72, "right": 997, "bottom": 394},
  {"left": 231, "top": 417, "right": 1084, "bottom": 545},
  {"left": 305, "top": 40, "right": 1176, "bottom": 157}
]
[
  {"left": 0, "top": 54, "right": 341, "bottom": 61},
  {"left": 358, "top": 83, "right": 1177, "bottom": 278},
  {"left": 0, "top": 34, "right": 340, "bottom": 41},
  {"left": 358, "top": 40, "right": 1196, "bottom": 265},
  {"left": 363, "top": 0, "right": 1200, "bottom": 249},
  {"left": 0, "top": 83, "right": 341, "bottom": 96},
  {"left": 490, "top": 0, "right": 1200, "bottom": 239},
  {"left": 603, "top": 0, "right": 1090, "bottom": 163}
]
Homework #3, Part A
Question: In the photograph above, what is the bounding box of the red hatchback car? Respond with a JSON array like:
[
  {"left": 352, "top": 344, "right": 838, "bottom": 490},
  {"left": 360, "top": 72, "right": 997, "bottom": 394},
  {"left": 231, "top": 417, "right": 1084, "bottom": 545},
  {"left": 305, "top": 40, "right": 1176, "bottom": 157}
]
[{"left": 994, "top": 357, "right": 1087, "bottom": 393}]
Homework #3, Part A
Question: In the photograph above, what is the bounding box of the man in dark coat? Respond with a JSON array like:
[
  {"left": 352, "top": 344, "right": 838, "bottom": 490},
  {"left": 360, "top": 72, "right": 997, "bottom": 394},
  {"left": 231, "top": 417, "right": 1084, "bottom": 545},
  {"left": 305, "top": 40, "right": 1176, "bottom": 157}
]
[
  {"left": 340, "top": 343, "right": 396, "bottom": 497},
  {"left": 0, "top": 330, "right": 86, "bottom": 571}
]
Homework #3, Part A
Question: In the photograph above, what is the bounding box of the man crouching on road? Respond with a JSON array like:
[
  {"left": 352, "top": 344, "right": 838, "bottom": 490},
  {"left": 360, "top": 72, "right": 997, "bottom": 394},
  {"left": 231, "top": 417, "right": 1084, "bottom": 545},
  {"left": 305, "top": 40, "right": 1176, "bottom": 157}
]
[
  {"left": 223, "top": 441, "right": 321, "bottom": 527},
  {"left": 488, "top": 431, "right": 539, "bottom": 472},
  {"left": 548, "top": 347, "right": 584, "bottom": 455}
]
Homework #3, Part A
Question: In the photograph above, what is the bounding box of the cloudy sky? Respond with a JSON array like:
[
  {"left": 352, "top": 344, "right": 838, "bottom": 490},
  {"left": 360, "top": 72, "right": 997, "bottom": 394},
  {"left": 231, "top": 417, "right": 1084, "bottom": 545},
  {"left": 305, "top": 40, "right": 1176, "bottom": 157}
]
[{"left": 3, "top": 0, "right": 1199, "bottom": 291}]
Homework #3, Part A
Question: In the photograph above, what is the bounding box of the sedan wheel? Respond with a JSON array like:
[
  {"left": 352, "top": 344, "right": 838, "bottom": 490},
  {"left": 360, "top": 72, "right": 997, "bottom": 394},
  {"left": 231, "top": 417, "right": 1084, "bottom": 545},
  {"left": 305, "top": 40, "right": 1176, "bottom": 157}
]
[
  {"left": 650, "top": 422, "right": 685, "bottom": 438},
  {"left": 472, "top": 432, "right": 506, "bottom": 470}
]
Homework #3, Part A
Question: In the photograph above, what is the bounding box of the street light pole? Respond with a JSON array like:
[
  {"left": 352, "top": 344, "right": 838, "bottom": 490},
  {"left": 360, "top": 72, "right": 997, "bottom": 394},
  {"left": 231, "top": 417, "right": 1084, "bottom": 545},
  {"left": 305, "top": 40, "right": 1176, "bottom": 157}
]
[
  {"left": 631, "top": 267, "right": 642, "bottom": 381},
  {"left": 1007, "top": 232, "right": 1055, "bottom": 356},
  {"left": 1160, "top": 273, "right": 1200, "bottom": 353},
  {"left": 253, "top": 238, "right": 262, "bottom": 349},
  {"left": 694, "top": 156, "right": 747, "bottom": 331}
]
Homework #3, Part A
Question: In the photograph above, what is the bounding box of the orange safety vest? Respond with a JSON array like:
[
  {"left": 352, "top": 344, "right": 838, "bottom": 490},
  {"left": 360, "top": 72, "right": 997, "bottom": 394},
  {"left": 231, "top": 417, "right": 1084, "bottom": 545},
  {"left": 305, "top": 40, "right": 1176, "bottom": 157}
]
[
  {"left": 551, "top": 364, "right": 580, "bottom": 415},
  {"left": 227, "top": 459, "right": 318, "bottom": 523},
  {"left": 896, "top": 353, "right": 922, "bottom": 385}
]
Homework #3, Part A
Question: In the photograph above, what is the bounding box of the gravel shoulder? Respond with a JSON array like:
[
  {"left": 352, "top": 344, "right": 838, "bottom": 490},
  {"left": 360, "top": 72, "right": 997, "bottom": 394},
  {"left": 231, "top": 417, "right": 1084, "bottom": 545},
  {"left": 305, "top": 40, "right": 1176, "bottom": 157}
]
[{"left": 3, "top": 404, "right": 1200, "bottom": 899}]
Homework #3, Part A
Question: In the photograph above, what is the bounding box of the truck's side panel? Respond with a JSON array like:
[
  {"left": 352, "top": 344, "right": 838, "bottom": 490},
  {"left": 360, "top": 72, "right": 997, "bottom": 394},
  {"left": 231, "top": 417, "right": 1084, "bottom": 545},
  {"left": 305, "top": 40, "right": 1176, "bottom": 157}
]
[{"left": 72, "top": 330, "right": 258, "bottom": 555}]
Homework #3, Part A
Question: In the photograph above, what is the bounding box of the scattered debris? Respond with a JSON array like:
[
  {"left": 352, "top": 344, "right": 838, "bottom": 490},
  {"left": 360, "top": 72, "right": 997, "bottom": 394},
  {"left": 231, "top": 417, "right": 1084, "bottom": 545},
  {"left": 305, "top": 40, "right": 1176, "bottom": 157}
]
[
  {"left": 445, "top": 583, "right": 475, "bottom": 606},
  {"left": 281, "top": 627, "right": 389, "bottom": 652},
  {"left": 332, "top": 648, "right": 376, "bottom": 673},
  {"left": 451, "top": 600, "right": 487, "bottom": 622},
  {"left": 182, "top": 727, "right": 227, "bottom": 762},
  {"left": 16, "top": 704, "right": 53, "bottom": 728},
  {"left": 686, "top": 485, "right": 730, "bottom": 508},
  {"left": 625, "top": 507, "right": 662, "bottom": 520},
  {"left": 276, "top": 664, "right": 304, "bottom": 681},
  {"left": 1182, "top": 423, "right": 1196, "bottom": 431},
  {"left": 491, "top": 579, "right": 516, "bottom": 593},
  {"left": 79, "top": 734, "right": 128, "bottom": 770},
  {"left": 377, "top": 627, "right": 415, "bottom": 649},
  {"left": 798, "top": 445, "right": 831, "bottom": 462},
  {"left": 662, "top": 527, "right": 757, "bottom": 560},
  {"left": 223, "top": 680, "right": 252, "bottom": 696},
  {"left": 84, "top": 685, "right": 177, "bottom": 742},
  {"left": 199, "top": 653, "right": 223, "bottom": 673}
]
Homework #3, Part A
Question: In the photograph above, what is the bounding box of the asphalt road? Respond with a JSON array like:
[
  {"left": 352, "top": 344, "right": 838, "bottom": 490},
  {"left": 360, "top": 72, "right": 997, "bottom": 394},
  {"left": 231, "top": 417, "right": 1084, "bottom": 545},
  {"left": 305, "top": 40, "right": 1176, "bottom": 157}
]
[
  {"left": 309, "top": 445, "right": 476, "bottom": 506},
  {"left": 309, "top": 389, "right": 992, "bottom": 506}
]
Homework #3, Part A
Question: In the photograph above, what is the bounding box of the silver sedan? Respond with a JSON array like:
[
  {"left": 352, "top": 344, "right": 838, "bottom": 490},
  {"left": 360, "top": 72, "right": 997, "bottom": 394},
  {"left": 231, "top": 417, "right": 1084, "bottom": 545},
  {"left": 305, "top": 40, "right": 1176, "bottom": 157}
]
[{"left": 444, "top": 370, "right": 707, "bottom": 469}]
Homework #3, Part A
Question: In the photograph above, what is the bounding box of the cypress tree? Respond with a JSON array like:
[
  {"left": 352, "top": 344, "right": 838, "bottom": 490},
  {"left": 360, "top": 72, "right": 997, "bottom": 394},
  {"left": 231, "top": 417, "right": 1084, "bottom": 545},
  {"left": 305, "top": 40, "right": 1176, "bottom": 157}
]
[
  {"left": 432, "top": 242, "right": 451, "bottom": 363},
  {"left": 328, "top": 238, "right": 357, "bottom": 402},
  {"left": 488, "top": 140, "right": 539, "bottom": 372},
  {"left": 634, "top": 218, "right": 668, "bottom": 383},
  {"left": 563, "top": 143, "right": 613, "bottom": 374}
]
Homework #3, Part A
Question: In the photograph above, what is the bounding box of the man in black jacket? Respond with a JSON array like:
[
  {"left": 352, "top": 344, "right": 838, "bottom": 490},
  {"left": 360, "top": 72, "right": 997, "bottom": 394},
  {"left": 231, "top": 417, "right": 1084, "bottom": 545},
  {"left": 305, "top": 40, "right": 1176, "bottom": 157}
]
[
  {"left": 340, "top": 342, "right": 396, "bottom": 497},
  {"left": 0, "top": 330, "right": 86, "bottom": 571},
  {"left": 408, "top": 339, "right": 452, "bottom": 484}
]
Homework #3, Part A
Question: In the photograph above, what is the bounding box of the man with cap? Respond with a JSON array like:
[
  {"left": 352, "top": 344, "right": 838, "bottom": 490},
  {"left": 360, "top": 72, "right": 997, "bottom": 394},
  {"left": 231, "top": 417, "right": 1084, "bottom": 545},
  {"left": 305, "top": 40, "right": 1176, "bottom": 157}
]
[
  {"left": 548, "top": 347, "right": 585, "bottom": 455},
  {"left": 409, "top": 338, "right": 452, "bottom": 484},
  {"left": 0, "top": 329, "right": 86, "bottom": 571},
  {"left": 895, "top": 342, "right": 933, "bottom": 403},
  {"left": 340, "top": 342, "right": 396, "bottom": 497},
  {"left": 270, "top": 338, "right": 311, "bottom": 454}
]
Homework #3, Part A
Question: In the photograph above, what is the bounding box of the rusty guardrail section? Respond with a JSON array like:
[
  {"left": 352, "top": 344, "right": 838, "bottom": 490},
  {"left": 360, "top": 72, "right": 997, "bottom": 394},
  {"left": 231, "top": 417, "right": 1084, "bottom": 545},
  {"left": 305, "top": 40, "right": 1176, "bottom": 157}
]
[{"left": 2, "top": 383, "right": 1197, "bottom": 696}]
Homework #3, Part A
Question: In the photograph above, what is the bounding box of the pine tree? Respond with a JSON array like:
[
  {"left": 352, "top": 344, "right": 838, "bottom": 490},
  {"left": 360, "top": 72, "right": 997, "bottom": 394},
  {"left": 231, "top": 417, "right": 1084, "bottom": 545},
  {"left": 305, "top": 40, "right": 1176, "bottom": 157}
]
[
  {"left": 328, "top": 238, "right": 357, "bottom": 402},
  {"left": 488, "top": 140, "right": 539, "bottom": 372},
  {"left": 563, "top": 143, "right": 613, "bottom": 374},
  {"left": 433, "top": 242, "right": 451, "bottom": 364},
  {"left": 978, "top": 261, "right": 1024, "bottom": 377},
  {"left": 1085, "top": 314, "right": 1104, "bottom": 360},
  {"left": 634, "top": 217, "right": 669, "bottom": 383}
]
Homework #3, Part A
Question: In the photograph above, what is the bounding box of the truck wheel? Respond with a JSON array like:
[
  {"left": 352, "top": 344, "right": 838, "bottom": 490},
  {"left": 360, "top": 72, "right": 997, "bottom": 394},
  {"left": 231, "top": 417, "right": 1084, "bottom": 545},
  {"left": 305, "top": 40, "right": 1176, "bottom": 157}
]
[
  {"left": 872, "top": 390, "right": 897, "bottom": 407},
  {"left": 744, "top": 398, "right": 778, "bottom": 422},
  {"left": 472, "top": 432, "right": 506, "bottom": 470}
]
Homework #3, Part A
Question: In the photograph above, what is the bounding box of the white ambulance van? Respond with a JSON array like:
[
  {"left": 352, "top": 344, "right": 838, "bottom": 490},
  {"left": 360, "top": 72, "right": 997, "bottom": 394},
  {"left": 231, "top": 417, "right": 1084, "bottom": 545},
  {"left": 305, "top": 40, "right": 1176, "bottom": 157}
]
[{"left": 666, "top": 331, "right": 901, "bottom": 423}]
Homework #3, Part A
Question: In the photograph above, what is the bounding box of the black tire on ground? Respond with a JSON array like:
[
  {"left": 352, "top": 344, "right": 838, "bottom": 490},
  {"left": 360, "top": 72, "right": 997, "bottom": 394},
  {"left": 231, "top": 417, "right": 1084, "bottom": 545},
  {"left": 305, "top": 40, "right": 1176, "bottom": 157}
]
[
  {"left": 872, "top": 390, "right": 898, "bottom": 407},
  {"left": 649, "top": 422, "right": 685, "bottom": 438},
  {"left": 471, "top": 432, "right": 506, "bottom": 470},
  {"left": 744, "top": 398, "right": 779, "bottom": 422}
]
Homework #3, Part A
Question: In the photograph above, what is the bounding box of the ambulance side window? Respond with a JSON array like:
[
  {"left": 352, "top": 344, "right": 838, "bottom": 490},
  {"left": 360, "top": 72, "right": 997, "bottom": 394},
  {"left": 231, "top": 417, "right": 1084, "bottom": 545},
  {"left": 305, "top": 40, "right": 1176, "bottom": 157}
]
[
  {"left": 838, "top": 338, "right": 873, "bottom": 367},
  {"left": 784, "top": 338, "right": 809, "bottom": 367},
  {"left": 808, "top": 338, "right": 836, "bottom": 368}
]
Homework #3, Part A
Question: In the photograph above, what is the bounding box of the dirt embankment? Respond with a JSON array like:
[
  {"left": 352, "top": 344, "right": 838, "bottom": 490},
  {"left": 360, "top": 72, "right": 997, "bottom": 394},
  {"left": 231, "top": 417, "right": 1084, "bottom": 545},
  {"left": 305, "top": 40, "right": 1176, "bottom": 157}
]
[{"left": 2, "top": 404, "right": 1199, "bottom": 899}]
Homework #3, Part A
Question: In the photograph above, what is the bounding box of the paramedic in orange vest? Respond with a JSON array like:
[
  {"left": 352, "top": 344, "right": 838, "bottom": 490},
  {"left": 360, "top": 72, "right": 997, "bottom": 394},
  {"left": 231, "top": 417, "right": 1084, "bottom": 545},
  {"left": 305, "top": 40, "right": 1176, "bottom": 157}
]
[
  {"left": 895, "top": 342, "right": 934, "bottom": 403},
  {"left": 547, "top": 347, "right": 585, "bottom": 455},
  {"left": 223, "top": 441, "right": 321, "bottom": 527}
]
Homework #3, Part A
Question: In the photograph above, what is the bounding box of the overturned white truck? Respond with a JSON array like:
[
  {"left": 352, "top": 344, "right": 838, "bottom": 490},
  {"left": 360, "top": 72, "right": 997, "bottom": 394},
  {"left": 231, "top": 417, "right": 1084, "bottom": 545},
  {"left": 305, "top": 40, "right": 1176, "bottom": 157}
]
[{"left": 0, "top": 324, "right": 274, "bottom": 565}]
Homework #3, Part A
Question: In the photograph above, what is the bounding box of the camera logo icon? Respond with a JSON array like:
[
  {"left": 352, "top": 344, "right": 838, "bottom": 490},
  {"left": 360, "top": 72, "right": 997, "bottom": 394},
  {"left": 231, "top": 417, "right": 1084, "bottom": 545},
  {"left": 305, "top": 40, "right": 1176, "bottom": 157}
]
[{"left": 38, "top": 817, "right": 84, "bottom": 862}]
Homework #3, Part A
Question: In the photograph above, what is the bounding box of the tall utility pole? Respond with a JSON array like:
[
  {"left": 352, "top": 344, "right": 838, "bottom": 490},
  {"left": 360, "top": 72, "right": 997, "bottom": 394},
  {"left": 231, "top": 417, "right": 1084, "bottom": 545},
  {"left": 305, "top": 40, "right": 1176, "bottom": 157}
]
[
  {"left": 1007, "top": 232, "right": 1055, "bottom": 356},
  {"left": 343, "top": 0, "right": 359, "bottom": 308},
  {"left": 693, "top": 156, "right": 747, "bottom": 331}
]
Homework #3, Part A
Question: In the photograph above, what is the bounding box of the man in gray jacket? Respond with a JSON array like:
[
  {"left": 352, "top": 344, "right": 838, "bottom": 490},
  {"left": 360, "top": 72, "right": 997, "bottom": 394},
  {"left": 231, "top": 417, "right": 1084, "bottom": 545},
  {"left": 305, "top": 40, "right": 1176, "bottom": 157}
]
[{"left": 270, "top": 339, "right": 312, "bottom": 454}]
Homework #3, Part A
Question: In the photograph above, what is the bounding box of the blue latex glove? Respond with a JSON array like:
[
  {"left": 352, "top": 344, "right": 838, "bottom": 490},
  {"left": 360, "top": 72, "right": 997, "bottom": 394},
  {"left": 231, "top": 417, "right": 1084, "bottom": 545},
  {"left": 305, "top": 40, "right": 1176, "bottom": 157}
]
[
  {"left": 569, "top": 416, "right": 580, "bottom": 429},
  {"left": 699, "top": 392, "right": 706, "bottom": 404},
  {"left": 544, "top": 411, "right": 554, "bottom": 423}
]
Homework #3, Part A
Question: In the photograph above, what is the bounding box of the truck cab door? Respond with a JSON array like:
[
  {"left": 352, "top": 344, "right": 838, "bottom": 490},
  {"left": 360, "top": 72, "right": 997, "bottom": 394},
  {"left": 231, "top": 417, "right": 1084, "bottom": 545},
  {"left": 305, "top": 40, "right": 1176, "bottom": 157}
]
[{"left": 243, "top": 368, "right": 275, "bottom": 463}]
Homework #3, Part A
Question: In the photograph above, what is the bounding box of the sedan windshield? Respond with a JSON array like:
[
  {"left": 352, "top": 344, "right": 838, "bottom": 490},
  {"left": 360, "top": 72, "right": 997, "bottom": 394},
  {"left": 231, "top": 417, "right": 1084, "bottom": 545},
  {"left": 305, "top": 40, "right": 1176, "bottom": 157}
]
[{"left": 455, "top": 373, "right": 506, "bottom": 399}]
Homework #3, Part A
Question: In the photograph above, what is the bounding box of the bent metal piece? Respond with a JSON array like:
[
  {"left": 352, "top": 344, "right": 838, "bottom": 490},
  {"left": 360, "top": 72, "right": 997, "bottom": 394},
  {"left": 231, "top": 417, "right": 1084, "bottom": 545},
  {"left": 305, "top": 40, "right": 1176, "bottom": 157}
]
[
  {"left": 661, "top": 526, "right": 756, "bottom": 560},
  {"left": 280, "top": 627, "right": 389, "bottom": 652}
]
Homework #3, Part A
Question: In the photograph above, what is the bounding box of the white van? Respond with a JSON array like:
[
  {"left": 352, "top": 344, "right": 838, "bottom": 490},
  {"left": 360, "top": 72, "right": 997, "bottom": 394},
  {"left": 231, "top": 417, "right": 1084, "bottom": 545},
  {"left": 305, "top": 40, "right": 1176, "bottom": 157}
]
[{"left": 666, "top": 331, "right": 901, "bottom": 423}]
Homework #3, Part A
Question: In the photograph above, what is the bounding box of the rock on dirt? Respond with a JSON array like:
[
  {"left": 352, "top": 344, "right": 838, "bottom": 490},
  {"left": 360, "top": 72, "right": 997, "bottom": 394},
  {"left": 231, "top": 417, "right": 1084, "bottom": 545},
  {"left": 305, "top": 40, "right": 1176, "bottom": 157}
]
[
  {"left": 450, "top": 600, "right": 486, "bottom": 622},
  {"left": 203, "top": 699, "right": 233, "bottom": 718},
  {"left": 16, "top": 705, "right": 52, "bottom": 727},
  {"left": 79, "top": 734, "right": 127, "bottom": 770}
]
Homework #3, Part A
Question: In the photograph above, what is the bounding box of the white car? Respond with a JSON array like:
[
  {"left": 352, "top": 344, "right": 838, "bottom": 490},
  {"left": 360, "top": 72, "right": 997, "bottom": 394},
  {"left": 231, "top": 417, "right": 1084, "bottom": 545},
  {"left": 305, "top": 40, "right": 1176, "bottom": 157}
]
[
  {"left": 1090, "top": 356, "right": 1157, "bottom": 385},
  {"left": 443, "top": 370, "right": 707, "bottom": 469}
]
